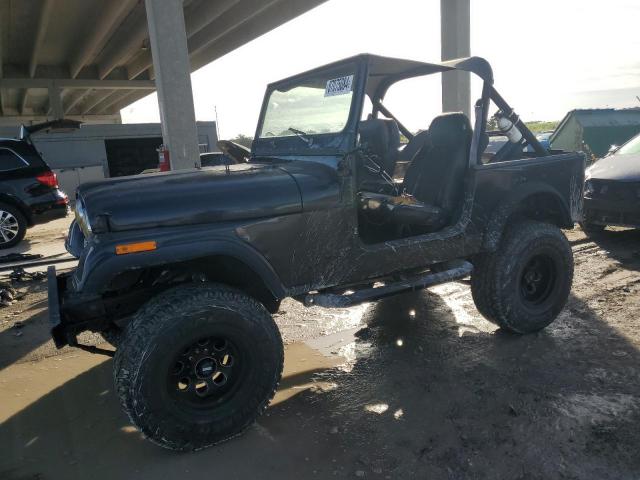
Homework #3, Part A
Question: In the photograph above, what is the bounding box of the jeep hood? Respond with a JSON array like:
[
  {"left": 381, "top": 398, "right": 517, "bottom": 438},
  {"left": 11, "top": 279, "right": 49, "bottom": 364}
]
[
  {"left": 77, "top": 163, "right": 302, "bottom": 232},
  {"left": 586, "top": 153, "right": 640, "bottom": 182}
]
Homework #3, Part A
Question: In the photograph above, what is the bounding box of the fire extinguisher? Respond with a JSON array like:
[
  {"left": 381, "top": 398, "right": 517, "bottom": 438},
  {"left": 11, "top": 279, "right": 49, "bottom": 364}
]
[{"left": 157, "top": 144, "right": 171, "bottom": 172}]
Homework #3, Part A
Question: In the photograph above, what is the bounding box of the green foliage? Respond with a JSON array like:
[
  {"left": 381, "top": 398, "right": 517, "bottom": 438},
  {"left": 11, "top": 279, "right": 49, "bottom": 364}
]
[
  {"left": 526, "top": 121, "right": 559, "bottom": 133},
  {"left": 230, "top": 134, "right": 254, "bottom": 148}
]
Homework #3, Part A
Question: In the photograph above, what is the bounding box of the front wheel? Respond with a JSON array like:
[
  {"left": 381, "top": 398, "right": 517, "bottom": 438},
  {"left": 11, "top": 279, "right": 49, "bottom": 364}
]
[
  {"left": 114, "top": 283, "right": 284, "bottom": 451},
  {"left": 471, "top": 220, "right": 574, "bottom": 334}
]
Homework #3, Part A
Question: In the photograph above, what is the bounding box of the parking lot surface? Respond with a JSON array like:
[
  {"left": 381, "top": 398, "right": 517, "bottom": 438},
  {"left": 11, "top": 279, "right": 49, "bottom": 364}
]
[{"left": 1, "top": 222, "right": 639, "bottom": 479}]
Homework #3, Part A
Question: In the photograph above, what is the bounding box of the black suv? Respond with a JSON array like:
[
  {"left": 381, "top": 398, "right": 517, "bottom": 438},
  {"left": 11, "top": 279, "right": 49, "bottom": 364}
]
[
  {"left": 49, "top": 55, "right": 585, "bottom": 451},
  {"left": 0, "top": 124, "right": 69, "bottom": 248}
]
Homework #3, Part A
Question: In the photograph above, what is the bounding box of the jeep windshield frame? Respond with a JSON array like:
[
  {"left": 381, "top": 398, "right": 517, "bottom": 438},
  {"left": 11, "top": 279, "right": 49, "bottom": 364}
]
[{"left": 253, "top": 58, "right": 367, "bottom": 157}]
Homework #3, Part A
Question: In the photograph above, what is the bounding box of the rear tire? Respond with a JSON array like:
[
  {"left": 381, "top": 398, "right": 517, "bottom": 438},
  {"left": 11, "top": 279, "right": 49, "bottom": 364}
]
[
  {"left": 0, "top": 203, "right": 27, "bottom": 249},
  {"left": 471, "top": 220, "right": 573, "bottom": 334},
  {"left": 114, "top": 283, "right": 283, "bottom": 451}
]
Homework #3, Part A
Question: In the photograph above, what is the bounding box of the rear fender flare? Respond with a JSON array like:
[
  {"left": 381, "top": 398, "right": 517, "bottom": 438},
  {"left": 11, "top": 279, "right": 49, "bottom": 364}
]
[{"left": 482, "top": 182, "right": 572, "bottom": 250}]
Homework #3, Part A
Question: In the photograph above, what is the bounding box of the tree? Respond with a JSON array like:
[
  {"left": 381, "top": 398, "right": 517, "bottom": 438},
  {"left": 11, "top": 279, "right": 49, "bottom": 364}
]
[{"left": 229, "top": 134, "right": 254, "bottom": 148}]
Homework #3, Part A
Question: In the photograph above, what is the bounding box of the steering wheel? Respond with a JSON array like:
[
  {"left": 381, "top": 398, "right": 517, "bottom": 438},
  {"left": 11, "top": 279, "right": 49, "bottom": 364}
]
[{"left": 361, "top": 150, "right": 397, "bottom": 195}]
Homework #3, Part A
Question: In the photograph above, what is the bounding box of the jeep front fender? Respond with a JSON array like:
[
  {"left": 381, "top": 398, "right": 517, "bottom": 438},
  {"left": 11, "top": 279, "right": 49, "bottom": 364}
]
[{"left": 73, "top": 229, "right": 286, "bottom": 301}]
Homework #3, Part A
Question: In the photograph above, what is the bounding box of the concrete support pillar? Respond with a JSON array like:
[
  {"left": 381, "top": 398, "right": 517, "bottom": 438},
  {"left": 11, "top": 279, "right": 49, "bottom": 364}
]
[
  {"left": 440, "top": 0, "right": 470, "bottom": 117},
  {"left": 145, "top": 0, "right": 200, "bottom": 169},
  {"left": 48, "top": 85, "right": 63, "bottom": 119}
]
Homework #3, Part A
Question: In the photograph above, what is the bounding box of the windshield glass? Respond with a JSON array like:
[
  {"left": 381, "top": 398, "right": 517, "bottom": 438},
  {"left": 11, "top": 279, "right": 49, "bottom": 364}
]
[
  {"left": 616, "top": 134, "right": 640, "bottom": 155},
  {"left": 259, "top": 66, "right": 355, "bottom": 138}
]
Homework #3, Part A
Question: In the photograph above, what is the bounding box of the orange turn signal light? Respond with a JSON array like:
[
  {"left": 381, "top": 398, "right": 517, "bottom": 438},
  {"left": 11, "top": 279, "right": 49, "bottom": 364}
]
[{"left": 115, "top": 241, "right": 157, "bottom": 255}]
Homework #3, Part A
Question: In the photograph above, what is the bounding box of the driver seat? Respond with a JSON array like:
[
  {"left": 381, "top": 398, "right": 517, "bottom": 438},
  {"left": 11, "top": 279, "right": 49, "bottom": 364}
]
[{"left": 359, "top": 112, "right": 472, "bottom": 233}]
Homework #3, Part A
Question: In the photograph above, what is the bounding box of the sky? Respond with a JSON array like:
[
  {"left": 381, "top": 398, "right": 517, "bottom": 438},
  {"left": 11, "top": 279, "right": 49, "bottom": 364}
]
[{"left": 121, "top": 0, "right": 640, "bottom": 139}]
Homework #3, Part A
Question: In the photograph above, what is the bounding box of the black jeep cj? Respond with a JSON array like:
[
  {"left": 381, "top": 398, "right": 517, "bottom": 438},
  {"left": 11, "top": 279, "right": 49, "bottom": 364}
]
[{"left": 49, "top": 54, "right": 585, "bottom": 450}]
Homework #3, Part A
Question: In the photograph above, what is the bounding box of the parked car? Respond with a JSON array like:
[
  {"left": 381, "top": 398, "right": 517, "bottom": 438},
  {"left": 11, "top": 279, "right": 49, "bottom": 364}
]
[
  {"left": 0, "top": 121, "right": 71, "bottom": 248},
  {"left": 199, "top": 151, "right": 235, "bottom": 167},
  {"left": 49, "top": 54, "right": 584, "bottom": 451},
  {"left": 581, "top": 132, "right": 640, "bottom": 233}
]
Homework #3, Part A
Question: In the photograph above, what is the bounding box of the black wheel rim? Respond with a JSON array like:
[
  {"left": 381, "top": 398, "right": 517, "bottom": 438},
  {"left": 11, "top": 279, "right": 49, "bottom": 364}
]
[
  {"left": 167, "top": 336, "right": 241, "bottom": 408},
  {"left": 519, "top": 254, "right": 556, "bottom": 306}
]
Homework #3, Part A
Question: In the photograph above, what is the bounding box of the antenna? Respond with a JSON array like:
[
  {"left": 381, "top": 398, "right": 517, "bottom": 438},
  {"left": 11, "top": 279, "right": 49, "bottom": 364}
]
[{"left": 214, "top": 105, "right": 220, "bottom": 142}]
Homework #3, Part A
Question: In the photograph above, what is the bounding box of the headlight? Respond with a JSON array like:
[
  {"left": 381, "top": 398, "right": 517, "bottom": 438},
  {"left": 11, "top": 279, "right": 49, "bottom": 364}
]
[
  {"left": 75, "top": 198, "right": 92, "bottom": 236},
  {"left": 584, "top": 179, "right": 594, "bottom": 197}
]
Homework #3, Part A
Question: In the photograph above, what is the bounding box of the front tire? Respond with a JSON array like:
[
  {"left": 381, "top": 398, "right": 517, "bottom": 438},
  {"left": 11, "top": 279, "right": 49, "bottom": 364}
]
[
  {"left": 114, "top": 283, "right": 284, "bottom": 451},
  {"left": 0, "top": 203, "right": 27, "bottom": 249},
  {"left": 471, "top": 220, "right": 573, "bottom": 334}
]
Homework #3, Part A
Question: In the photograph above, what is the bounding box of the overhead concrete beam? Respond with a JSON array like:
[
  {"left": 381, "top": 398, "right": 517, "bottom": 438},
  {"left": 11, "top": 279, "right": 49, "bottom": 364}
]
[
  {"left": 91, "top": 90, "right": 133, "bottom": 114},
  {"left": 189, "top": 0, "right": 328, "bottom": 72},
  {"left": 29, "top": 0, "right": 55, "bottom": 78},
  {"left": 185, "top": 0, "right": 240, "bottom": 37},
  {"left": 145, "top": 0, "right": 200, "bottom": 170},
  {"left": 188, "top": 0, "right": 280, "bottom": 60},
  {"left": 82, "top": 90, "right": 118, "bottom": 114},
  {"left": 107, "top": 91, "right": 148, "bottom": 115},
  {"left": 0, "top": 114, "right": 121, "bottom": 127},
  {"left": 98, "top": 9, "right": 149, "bottom": 80},
  {"left": 64, "top": 89, "right": 93, "bottom": 114},
  {"left": 22, "top": 0, "right": 55, "bottom": 119},
  {"left": 19, "top": 90, "right": 29, "bottom": 115},
  {"left": 126, "top": 0, "right": 240, "bottom": 80},
  {"left": 0, "top": 78, "right": 155, "bottom": 89},
  {"left": 47, "top": 85, "right": 64, "bottom": 118},
  {"left": 69, "top": 0, "right": 139, "bottom": 78},
  {"left": 440, "top": 0, "right": 470, "bottom": 116}
]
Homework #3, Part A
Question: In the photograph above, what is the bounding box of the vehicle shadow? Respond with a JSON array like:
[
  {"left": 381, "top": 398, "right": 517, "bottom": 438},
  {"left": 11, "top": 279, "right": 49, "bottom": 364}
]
[
  {"left": 1, "top": 290, "right": 639, "bottom": 480},
  {"left": 0, "top": 279, "right": 102, "bottom": 372},
  {"left": 588, "top": 228, "right": 640, "bottom": 271}
]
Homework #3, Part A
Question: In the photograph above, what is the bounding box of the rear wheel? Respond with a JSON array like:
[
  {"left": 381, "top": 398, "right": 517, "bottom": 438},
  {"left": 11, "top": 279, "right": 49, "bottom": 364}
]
[
  {"left": 114, "top": 283, "right": 283, "bottom": 451},
  {"left": 471, "top": 220, "right": 573, "bottom": 333},
  {"left": 0, "top": 203, "right": 27, "bottom": 249}
]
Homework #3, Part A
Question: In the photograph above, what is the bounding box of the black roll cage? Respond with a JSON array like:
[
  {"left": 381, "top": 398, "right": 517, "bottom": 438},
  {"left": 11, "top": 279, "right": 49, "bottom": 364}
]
[
  {"left": 363, "top": 55, "right": 547, "bottom": 163},
  {"left": 253, "top": 54, "right": 547, "bottom": 162}
]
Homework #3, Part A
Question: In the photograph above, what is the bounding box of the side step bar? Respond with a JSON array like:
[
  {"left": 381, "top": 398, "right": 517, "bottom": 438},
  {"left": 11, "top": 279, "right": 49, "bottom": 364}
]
[{"left": 304, "top": 260, "right": 473, "bottom": 308}]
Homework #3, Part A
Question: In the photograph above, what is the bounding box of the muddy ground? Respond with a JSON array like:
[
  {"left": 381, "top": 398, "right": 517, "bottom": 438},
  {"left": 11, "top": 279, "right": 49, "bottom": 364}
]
[{"left": 1, "top": 221, "right": 640, "bottom": 480}]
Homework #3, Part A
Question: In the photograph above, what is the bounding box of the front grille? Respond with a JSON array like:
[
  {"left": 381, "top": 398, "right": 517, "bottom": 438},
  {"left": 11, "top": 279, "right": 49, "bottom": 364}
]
[
  {"left": 585, "top": 207, "right": 640, "bottom": 227},
  {"left": 589, "top": 179, "right": 640, "bottom": 201}
]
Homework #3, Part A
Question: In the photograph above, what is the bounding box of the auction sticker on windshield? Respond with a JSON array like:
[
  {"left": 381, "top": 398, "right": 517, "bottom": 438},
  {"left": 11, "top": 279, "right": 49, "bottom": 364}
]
[{"left": 325, "top": 75, "right": 354, "bottom": 97}]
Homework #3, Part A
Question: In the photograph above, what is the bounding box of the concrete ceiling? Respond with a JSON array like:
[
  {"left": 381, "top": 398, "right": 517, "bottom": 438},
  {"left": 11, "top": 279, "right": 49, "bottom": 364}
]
[{"left": 0, "top": 0, "right": 327, "bottom": 123}]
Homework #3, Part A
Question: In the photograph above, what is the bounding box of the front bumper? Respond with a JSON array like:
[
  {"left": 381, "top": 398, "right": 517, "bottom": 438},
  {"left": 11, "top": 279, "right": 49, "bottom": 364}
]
[
  {"left": 47, "top": 266, "right": 66, "bottom": 348},
  {"left": 583, "top": 197, "right": 640, "bottom": 228},
  {"left": 48, "top": 265, "right": 106, "bottom": 348}
]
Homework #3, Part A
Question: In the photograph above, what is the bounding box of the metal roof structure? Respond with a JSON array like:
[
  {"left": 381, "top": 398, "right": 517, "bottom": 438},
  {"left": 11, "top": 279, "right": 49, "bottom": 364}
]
[
  {"left": 0, "top": 0, "right": 328, "bottom": 125},
  {"left": 551, "top": 108, "right": 640, "bottom": 157}
]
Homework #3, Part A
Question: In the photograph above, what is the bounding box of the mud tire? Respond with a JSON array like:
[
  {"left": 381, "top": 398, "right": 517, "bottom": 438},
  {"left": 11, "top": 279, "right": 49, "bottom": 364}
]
[
  {"left": 113, "top": 283, "right": 283, "bottom": 451},
  {"left": 471, "top": 220, "right": 573, "bottom": 334}
]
